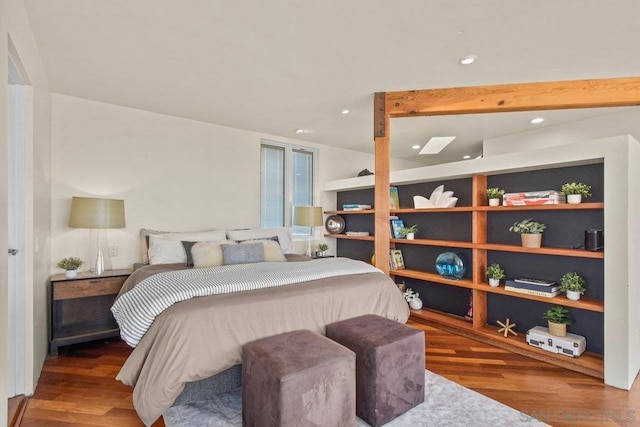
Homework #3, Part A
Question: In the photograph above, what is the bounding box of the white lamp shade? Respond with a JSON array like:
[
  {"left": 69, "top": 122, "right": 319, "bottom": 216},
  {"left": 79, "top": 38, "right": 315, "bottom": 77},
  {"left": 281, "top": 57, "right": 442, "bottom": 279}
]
[
  {"left": 293, "top": 206, "right": 323, "bottom": 227},
  {"left": 68, "top": 197, "right": 126, "bottom": 229}
]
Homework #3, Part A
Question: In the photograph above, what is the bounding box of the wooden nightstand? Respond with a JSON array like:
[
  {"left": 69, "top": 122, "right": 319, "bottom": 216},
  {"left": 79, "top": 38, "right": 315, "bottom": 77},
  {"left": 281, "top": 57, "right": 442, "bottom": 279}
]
[{"left": 49, "top": 269, "right": 131, "bottom": 356}]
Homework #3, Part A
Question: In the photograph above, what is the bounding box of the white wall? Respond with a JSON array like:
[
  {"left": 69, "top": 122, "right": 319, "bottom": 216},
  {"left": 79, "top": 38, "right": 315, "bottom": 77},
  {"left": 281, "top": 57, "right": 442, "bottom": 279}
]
[
  {"left": 0, "top": 0, "right": 52, "bottom": 414},
  {"left": 483, "top": 109, "right": 640, "bottom": 156},
  {"left": 50, "top": 94, "right": 420, "bottom": 270}
]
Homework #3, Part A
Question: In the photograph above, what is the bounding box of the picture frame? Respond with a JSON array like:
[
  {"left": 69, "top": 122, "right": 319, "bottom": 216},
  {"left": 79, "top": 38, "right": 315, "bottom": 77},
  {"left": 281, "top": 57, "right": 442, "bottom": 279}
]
[
  {"left": 389, "top": 249, "right": 405, "bottom": 270},
  {"left": 390, "top": 218, "right": 405, "bottom": 239}
]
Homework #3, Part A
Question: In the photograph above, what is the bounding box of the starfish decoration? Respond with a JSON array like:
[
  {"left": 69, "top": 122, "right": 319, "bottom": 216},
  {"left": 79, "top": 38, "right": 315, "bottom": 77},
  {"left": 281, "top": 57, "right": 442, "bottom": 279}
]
[{"left": 497, "top": 318, "right": 518, "bottom": 338}]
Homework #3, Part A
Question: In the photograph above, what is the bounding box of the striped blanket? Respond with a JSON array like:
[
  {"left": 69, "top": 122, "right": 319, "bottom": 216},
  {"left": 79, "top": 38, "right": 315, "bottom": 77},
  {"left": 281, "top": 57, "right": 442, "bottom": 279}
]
[{"left": 111, "top": 258, "right": 379, "bottom": 347}]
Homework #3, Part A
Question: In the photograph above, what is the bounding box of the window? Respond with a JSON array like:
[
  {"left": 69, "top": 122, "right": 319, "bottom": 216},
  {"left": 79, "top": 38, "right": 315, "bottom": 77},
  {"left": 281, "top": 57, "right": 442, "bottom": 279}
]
[{"left": 260, "top": 141, "right": 316, "bottom": 235}]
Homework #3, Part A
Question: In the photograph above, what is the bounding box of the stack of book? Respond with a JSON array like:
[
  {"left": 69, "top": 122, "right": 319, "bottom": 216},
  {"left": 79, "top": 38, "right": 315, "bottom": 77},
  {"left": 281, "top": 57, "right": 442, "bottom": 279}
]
[
  {"left": 345, "top": 231, "right": 370, "bottom": 236},
  {"left": 504, "top": 278, "right": 560, "bottom": 298},
  {"left": 503, "top": 190, "right": 566, "bottom": 206},
  {"left": 342, "top": 204, "right": 372, "bottom": 211}
]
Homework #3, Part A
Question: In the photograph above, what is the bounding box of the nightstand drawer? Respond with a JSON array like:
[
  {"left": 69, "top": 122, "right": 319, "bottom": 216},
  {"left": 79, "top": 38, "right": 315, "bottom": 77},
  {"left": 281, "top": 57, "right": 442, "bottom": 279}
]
[{"left": 53, "top": 277, "right": 126, "bottom": 300}]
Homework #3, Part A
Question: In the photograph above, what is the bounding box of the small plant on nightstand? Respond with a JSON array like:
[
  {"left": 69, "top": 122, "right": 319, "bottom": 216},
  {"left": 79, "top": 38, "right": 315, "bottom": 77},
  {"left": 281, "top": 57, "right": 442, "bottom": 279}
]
[{"left": 57, "top": 257, "right": 83, "bottom": 278}]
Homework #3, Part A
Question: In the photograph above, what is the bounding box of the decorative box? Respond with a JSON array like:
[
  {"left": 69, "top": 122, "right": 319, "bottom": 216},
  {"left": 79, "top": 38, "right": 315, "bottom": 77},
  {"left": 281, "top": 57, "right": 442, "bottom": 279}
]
[
  {"left": 526, "top": 326, "right": 586, "bottom": 357},
  {"left": 503, "top": 190, "right": 566, "bottom": 206}
]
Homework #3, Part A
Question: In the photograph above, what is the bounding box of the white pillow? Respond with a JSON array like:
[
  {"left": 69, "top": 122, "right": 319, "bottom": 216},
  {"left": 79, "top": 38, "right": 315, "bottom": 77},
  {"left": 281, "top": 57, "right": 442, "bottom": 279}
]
[
  {"left": 227, "top": 227, "right": 293, "bottom": 254},
  {"left": 240, "top": 239, "right": 287, "bottom": 262},
  {"left": 147, "top": 230, "right": 228, "bottom": 265},
  {"left": 192, "top": 240, "right": 237, "bottom": 267}
]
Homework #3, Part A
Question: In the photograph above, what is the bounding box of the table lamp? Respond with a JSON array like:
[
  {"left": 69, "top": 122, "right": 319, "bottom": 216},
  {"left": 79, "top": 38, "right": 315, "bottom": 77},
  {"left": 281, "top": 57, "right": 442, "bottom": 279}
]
[
  {"left": 68, "top": 196, "right": 126, "bottom": 275},
  {"left": 293, "top": 206, "right": 323, "bottom": 257}
]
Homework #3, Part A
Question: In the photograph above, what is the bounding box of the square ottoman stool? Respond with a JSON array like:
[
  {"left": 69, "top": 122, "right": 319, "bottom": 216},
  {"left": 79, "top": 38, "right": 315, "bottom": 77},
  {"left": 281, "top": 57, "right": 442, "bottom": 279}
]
[
  {"left": 242, "top": 329, "right": 355, "bottom": 427},
  {"left": 326, "top": 314, "right": 425, "bottom": 426}
]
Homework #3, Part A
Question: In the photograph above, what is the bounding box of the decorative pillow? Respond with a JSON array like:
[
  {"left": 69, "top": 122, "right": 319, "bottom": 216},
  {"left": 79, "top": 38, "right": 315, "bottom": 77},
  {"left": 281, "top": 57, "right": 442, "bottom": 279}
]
[
  {"left": 226, "top": 227, "right": 293, "bottom": 254},
  {"left": 191, "top": 240, "right": 236, "bottom": 268},
  {"left": 221, "top": 243, "right": 265, "bottom": 265},
  {"left": 239, "top": 239, "right": 287, "bottom": 262},
  {"left": 181, "top": 241, "right": 197, "bottom": 267},
  {"left": 145, "top": 229, "right": 228, "bottom": 264}
]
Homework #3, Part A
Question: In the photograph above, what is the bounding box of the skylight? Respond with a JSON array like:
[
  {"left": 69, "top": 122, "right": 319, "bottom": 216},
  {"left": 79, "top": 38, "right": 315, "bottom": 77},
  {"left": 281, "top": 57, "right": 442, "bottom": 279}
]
[{"left": 419, "top": 136, "right": 456, "bottom": 154}]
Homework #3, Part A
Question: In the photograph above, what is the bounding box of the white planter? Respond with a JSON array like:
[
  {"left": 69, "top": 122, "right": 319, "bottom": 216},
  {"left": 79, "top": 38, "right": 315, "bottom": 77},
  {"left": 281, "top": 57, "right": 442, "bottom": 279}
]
[
  {"left": 65, "top": 270, "right": 78, "bottom": 279},
  {"left": 488, "top": 278, "right": 500, "bottom": 287},
  {"left": 567, "top": 194, "right": 582, "bottom": 204},
  {"left": 408, "top": 297, "right": 423, "bottom": 310},
  {"left": 566, "top": 290, "right": 581, "bottom": 301},
  {"left": 489, "top": 198, "right": 500, "bottom": 207},
  {"left": 406, "top": 233, "right": 415, "bottom": 240}
]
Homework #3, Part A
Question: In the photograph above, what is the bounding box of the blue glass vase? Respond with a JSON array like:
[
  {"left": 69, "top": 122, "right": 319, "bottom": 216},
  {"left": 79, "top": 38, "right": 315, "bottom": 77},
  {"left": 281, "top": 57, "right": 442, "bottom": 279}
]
[{"left": 435, "top": 252, "right": 467, "bottom": 280}]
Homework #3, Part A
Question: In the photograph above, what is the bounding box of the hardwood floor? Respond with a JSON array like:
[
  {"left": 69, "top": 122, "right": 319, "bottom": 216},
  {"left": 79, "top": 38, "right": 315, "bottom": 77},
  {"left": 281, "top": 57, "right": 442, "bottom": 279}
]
[{"left": 16, "top": 322, "right": 640, "bottom": 427}]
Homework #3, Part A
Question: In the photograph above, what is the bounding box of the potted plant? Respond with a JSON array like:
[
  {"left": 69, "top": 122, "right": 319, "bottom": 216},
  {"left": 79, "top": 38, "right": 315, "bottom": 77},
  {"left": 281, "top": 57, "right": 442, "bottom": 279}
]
[
  {"left": 400, "top": 225, "right": 418, "bottom": 240},
  {"left": 403, "top": 288, "right": 423, "bottom": 310},
  {"left": 486, "top": 188, "right": 505, "bottom": 207},
  {"left": 561, "top": 182, "right": 592, "bottom": 204},
  {"left": 560, "top": 272, "right": 586, "bottom": 301},
  {"left": 317, "top": 243, "right": 329, "bottom": 257},
  {"left": 57, "top": 257, "right": 84, "bottom": 279},
  {"left": 509, "top": 218, "right": 546, "bottom": 248},
  {"left": 543, "top": 305, "right": 572, "bottom": 337},
  {"left": 486, "top": 263, "right": 505, "bottom": 287}
]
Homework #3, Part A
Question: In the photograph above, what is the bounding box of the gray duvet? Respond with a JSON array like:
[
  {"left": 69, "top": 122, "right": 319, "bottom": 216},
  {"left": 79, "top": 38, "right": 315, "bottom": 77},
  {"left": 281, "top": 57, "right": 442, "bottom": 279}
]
[{"left": 115, "top": 259, "right": 409, "bottom": 425}]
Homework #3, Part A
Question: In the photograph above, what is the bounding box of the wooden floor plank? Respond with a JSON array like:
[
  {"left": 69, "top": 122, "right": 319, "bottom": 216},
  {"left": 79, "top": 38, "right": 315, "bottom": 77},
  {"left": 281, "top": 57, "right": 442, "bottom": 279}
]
[{"left": 15, "top": 325, "right": 640, "bottom": 427}]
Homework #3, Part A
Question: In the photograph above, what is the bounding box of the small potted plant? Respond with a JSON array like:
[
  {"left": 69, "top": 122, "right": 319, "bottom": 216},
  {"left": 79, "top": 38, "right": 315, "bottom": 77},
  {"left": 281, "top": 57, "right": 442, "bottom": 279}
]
[
  {"left": 486, "top": 188, "right": 505, "bottom": 207},
  {"left": 560, "top": 272, "right": 586, "bottom": 301},
  {"left": 317, "top": 243, "right": 329, "bottom": 257},
  {"left": 543, "top": 305, "right": 572, "bottom": 337},
  {"left": 400, "top": 225, "right": 418, "bottom": 240},
  {"left": 509, "top": 218, "right": 546, "bottom": 248},
  {"left": 561, "top": 182, "right": 592, "bottom": 204},
  {"left": 57, "top": 257, "right": 84, "bottom": 279},
  {"left": 403, "top": 288, "right": 423, "bottom": 310},
  {"left": 486, "top": 263, "right": 505, "bottom": 287}
]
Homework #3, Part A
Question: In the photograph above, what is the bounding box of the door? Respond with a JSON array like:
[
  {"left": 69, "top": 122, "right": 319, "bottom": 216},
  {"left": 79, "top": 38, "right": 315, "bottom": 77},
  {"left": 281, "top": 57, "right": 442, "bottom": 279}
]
[{"left": 7, "top": 55, "right": 26, "bottom": 397}]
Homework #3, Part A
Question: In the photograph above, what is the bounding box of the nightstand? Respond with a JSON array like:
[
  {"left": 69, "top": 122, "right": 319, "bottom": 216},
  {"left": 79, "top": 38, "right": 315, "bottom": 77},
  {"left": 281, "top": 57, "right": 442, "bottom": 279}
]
[{"left": 49, "top": 269, "right": 131, "bottom": 356}]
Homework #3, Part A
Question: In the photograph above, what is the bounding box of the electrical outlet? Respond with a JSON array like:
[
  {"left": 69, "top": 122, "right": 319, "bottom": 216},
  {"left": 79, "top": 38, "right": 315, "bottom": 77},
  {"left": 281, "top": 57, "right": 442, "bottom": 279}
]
[{"left": 109, "top": 246, "right": 119, "bottom": 257}]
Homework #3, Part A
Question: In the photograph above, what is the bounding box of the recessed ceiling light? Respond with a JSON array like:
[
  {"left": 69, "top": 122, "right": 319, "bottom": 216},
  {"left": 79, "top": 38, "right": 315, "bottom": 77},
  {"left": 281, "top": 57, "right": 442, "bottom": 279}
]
[
  {"left": 419, "top": 136, "right": 456, "bottom": 154},
  {"left": 295, "top": 129, "right": 305, "bottom": 134},
  {"left": 458, "top": 55, "right": 478, "bottom": 65},
  {"left": 412, "top": 145, "right": 421, "bottom": 150},
  {"left": 340, "top": 109, "right": 350, "bottom": 115},
  {"left": 530, "top": 117, "right": 545, "bottom": 124},
  {"left": 463, "top": 155, "right": 471, "bottom": 159}
]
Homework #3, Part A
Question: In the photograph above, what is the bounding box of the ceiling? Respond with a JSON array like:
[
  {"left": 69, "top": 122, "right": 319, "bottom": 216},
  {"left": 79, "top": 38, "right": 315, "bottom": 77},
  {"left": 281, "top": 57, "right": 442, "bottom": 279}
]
[{"left": 23, "top": 0, "right": 640, "bottom": 165}]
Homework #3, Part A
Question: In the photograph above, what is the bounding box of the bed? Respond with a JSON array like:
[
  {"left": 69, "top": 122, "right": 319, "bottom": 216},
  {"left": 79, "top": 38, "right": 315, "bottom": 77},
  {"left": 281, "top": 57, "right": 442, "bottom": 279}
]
[{"left": 112, "top": 229, "right": 409, "bottom": 426}]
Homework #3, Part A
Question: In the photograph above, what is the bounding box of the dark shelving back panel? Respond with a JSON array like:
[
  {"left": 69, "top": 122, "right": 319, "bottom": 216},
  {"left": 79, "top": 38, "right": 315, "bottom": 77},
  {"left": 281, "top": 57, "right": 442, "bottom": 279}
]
[
  {"left": 397, "top": 212, "right": 472, "bottom": 242},
  {"left": 402, "top": 278, "right": 472, "bottom": 319},
  {"left": 336, "top": 239, "right": 373, "bottom": 263}
]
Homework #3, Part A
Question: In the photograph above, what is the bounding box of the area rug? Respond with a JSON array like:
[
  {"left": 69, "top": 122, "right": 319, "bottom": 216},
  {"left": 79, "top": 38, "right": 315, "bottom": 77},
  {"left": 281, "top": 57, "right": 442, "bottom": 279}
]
[{"left": 164, "top": 370, "right": 548, "bottom": 426}]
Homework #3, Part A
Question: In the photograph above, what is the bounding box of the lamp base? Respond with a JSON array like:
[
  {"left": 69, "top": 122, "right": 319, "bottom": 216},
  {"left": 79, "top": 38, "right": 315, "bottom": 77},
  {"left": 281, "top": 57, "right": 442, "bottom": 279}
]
[{"left": 91, "top": 229, "right": 113, "bottom": 275}]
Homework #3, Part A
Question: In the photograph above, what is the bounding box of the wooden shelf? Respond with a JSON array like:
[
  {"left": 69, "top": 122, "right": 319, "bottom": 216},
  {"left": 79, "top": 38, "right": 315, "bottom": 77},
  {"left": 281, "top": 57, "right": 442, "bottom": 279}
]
[
  {"left": 390, "top": 269, "right": 475, "bottom": 289},
  {"left": 476, "top": 243, "right": 604, "bottom": 258},
  {"left": 324, "top": 233, "right": 374, "bottom": 241},
  {"left": 392, "top": 207, "right": 475, "bottom": 213},
  {"left": 483, "top": 284, "right": 604, "bottom": 312},
  {"left": 476, "top": 202, "right": 604, "bottom": 211},
  {"left": 390, "top": 238, "right": 475, "bottom": 249},
  {"left": 410, "top": 308, "right": 604, "bottom": 379}
]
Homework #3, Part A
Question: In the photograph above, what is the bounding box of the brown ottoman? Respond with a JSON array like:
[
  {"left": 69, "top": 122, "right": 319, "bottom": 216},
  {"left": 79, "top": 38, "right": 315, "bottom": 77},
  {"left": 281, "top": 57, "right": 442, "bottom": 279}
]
[
  {"left": 242, "top": 329, "right": 355, "bottom": 427},
  {"left": 326, "top": 314, "right": 425, "bottom": 427}
]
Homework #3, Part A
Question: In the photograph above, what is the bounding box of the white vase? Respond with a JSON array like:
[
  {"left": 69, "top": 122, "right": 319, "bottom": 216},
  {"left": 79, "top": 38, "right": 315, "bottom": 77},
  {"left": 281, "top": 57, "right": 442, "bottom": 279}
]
[
  {"left": 567, "top": 194, "right": 582, "bottom": 204},
  {"left": 65, "top": 270, "right": 78, "bottom": 279},
  {"left": 566, "top": 290, "right": 581, "bottom": 301},
  {"left": 489, "top": 198, "right": 500, "bottom": 207},
  {"left": 409, "top": 297, "right": 423, "bottom": 310},
  {"left": 488, "top": 278, "right": 500, "bottom": 287},
  {"left": 406, "top": 233, "right": 415, "bottom": 240}
]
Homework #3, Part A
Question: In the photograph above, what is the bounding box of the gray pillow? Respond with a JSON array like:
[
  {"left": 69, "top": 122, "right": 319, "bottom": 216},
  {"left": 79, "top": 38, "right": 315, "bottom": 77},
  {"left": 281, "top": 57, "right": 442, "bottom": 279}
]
[{"left": 221, "top": 243, "right": 265, "bottom": 265}]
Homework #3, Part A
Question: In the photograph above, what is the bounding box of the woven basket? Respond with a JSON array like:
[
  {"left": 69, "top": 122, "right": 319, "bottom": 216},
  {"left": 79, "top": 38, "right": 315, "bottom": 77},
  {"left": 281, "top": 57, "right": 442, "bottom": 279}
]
[{"left": 548, "top": 321, "right": 567, "bottom": 337}]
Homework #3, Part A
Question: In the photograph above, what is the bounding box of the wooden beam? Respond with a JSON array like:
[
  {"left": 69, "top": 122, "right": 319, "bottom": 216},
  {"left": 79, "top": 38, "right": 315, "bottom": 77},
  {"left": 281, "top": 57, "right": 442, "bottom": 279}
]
[
  {"left": 373, "top": 92, "right": 386, "bottom": 138},
  {"left": 384, "top": 77, "right": 640, "bottom": 117},
  {"left": 374, "top": 92, "right": 390, "bottom": 274}
]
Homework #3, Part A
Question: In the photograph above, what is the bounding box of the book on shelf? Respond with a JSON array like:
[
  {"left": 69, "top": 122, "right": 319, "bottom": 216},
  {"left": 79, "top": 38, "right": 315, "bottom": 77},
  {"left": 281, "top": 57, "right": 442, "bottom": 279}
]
[
  {"left": 345, "top": 231, "right": 370, "bottom": 236},
  {"left": 342, "top": 204, "right": 372, "bottom": 210},
  {"left": 504, "top": 285, "right": 561, "bottom": 298},
  {"left": 505, "top": 279, "right": 560, "bottom": 292},
  {"left": 390, "top": 187, "right": 400, "bottom": 209},
  {"left": 390, "top": 218, "right": 405, "bottom": 239},
  {"left": 513, "top": 278, "right": 556, "bottom": 286},
  {"left": 389, "top": 249, "right": 405, "bottom": 270}
]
